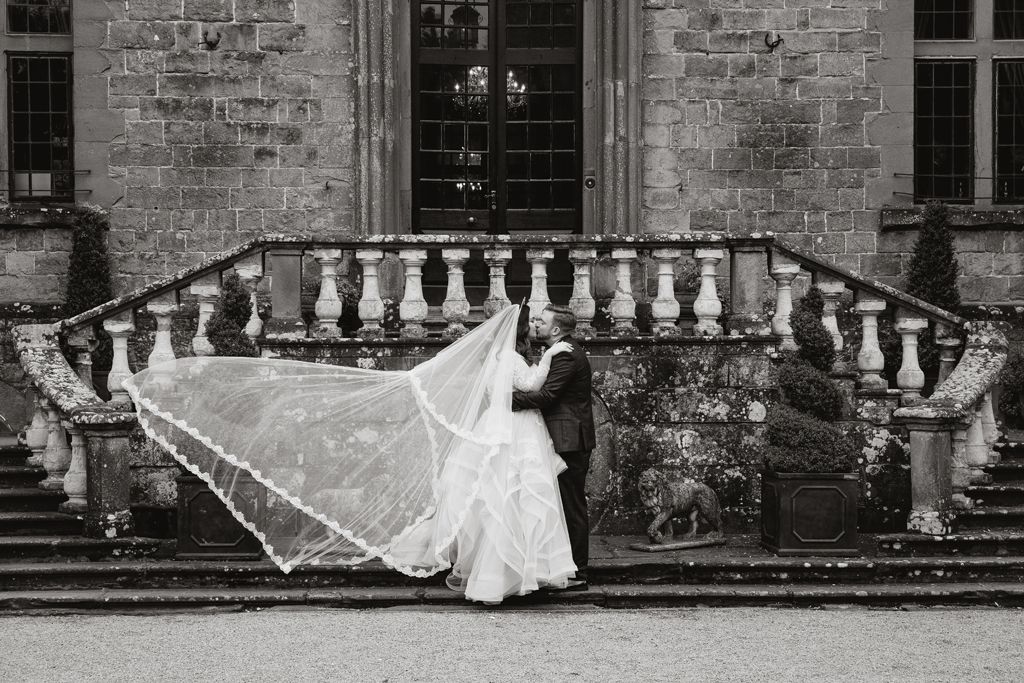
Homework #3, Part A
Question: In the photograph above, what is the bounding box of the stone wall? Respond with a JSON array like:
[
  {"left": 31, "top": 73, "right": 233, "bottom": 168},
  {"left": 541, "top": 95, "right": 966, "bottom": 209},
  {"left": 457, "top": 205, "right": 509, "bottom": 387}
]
[{"left": 86, "top": 0, "right": 356, "bottom": 294}]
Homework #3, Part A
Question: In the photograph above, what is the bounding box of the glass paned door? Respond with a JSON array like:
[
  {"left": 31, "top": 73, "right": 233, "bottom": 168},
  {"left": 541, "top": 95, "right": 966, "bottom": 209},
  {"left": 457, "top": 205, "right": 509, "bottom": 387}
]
[{"left": 413, "top": 0, "right": 581, "bottom": 234}]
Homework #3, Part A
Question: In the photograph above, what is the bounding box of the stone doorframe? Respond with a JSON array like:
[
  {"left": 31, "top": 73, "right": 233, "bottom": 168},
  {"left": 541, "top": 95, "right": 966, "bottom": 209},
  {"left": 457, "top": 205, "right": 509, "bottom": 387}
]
[{"left": 353, "top": 0, "right": 642, "bottom": 235}]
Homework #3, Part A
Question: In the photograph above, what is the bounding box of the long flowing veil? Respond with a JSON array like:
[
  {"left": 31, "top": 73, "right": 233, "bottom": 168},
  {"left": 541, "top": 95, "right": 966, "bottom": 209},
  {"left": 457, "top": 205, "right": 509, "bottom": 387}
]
[{"left": 124, "top": 304, "right": 520, "bottom": 575}]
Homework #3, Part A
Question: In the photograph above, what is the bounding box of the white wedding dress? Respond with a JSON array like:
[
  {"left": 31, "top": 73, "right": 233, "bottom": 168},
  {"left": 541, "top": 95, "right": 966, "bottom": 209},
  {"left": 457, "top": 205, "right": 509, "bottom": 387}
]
[
  {"left": 123, "top": 305, "right": 576, "bottom": 603},
  {"left": 438, "top": 351, "right": 577, "bottom": 603}
]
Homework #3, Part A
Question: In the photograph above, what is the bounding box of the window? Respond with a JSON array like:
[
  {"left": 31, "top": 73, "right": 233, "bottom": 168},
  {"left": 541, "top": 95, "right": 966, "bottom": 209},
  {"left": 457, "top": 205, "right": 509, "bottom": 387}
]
[
  {"left": 994, "top": 0, "right": 1024, "bottom": 40},
  {"left": 995, "top": 60, "right": 1024, "bottom": 201},
  {"left": 915, "top": 0, "right": 974, "bottom": 40},
  {"left": 915, "top": 60, "right": 975, "bottom": 203},
  {"left": 6, "top": 0, "right": 71, "bottom": 34},
  {"left": 7, "top": 54, "right": 73, "bottom": 200},
  {"left": 412, "top": 0, "right": 582, "bottom": 233}
]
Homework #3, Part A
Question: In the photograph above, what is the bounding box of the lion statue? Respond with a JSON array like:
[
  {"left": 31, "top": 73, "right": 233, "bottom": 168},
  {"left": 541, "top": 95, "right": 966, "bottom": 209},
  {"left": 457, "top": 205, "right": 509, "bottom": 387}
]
[{"left": 638, "top": 468, "right": 724, "bottom": 544}]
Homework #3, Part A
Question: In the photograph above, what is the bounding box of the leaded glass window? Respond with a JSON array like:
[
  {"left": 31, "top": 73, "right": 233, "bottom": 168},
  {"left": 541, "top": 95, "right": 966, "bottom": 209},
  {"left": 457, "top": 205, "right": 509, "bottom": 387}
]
[
  {"left": 995, "top": 60, "right": 1024, "bottom": 202},
  {"left": 915, "top": 0, "right": 973, "bottom": 40},
  {"left": 7, "top": 54, "right": 74, "bottom": 200},
  {"left": 6, "top": 0, "right": 71, "bottom": 34},
  {"left": 994, "top": 0, "right": 1024, "bottom": 40},
  {"left": 914, "top": 60, "right": 975, "bottom": 203}
]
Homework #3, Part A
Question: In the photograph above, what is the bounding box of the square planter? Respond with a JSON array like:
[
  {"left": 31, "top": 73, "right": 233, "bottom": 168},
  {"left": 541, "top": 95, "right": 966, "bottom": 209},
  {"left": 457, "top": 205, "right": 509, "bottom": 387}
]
[
  {"left": 760, "top": 470, "right": 860, "bottom": 556},
  {"left": 176, "top": 473, "right": 265, "bottom": 560}
]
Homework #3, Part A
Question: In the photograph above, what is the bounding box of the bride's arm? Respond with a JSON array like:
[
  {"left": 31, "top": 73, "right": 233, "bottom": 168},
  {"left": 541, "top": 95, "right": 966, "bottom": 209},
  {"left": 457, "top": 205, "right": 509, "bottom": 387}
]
[{"left": 512, "top": 341, "right": 573, "bottom": 392}]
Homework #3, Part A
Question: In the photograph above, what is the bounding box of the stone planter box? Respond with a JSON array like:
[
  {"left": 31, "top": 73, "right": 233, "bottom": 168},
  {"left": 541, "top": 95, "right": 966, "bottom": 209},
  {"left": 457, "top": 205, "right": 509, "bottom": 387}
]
[
  {"left": 176, "top": 473, "right": 264, "bottom": 560},
  {"left": 760, "top": 470, "right": 860, "bottom": 556}
]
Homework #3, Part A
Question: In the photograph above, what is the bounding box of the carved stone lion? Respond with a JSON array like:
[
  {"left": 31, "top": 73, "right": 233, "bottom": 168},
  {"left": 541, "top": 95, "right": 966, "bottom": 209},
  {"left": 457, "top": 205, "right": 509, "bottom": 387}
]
[{"left": 638, "top": 468, "right": 724, "bottom": 544}]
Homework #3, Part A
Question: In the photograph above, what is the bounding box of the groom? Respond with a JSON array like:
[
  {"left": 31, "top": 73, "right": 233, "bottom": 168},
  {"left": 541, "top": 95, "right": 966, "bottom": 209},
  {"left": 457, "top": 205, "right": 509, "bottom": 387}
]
[{"left": 512, "top": 304, "right": 596, "bottom": 588}]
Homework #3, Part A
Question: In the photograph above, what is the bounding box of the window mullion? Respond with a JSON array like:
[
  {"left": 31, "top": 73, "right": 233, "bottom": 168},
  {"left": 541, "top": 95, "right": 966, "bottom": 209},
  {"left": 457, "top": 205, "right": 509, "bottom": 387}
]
[{"left": 494, "top": 0, "right": 508, "bottom": 233}]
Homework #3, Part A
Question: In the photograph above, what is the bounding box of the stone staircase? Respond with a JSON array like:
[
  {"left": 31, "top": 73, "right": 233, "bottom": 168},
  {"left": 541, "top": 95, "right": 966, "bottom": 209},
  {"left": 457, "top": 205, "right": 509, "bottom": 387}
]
[{"left": 0, "top": 440, "right": 169, "bottom": 561}]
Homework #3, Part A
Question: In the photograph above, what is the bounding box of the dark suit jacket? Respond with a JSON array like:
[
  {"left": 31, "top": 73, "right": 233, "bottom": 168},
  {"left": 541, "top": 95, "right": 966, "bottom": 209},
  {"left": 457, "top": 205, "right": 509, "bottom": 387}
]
[{"left": 512, "top": 335, "right": 596, "bottom": 454}]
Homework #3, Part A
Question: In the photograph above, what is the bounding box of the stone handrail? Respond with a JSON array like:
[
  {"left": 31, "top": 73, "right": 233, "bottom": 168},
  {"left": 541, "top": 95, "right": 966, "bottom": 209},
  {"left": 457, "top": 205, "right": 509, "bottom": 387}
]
[{"left": 894, "top": 322, "right": 1008, "bottom": 535}]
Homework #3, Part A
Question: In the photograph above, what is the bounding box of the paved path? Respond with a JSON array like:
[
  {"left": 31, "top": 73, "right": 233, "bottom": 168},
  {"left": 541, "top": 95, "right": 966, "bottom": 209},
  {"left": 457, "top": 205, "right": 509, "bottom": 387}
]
[{"left": 1, "top": 606, "right": 1022, "bottom": 682}]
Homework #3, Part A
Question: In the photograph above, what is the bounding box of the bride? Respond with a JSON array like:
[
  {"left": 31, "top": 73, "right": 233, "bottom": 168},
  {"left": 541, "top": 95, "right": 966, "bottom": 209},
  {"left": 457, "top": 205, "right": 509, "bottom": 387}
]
[{"left": 124, "top": 304, "right": 578, "bottom": 604}]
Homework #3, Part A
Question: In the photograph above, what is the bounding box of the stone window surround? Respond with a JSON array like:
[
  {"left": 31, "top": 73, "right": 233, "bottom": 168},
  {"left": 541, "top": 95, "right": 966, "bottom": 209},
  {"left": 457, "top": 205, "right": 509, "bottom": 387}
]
[{"left": 352, "top": 0, "right": 643, "bottom": 236}]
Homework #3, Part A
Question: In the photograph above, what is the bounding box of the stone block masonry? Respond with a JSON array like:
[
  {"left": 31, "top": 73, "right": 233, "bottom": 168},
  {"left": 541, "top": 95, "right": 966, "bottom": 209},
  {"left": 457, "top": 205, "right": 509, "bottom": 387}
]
[
  {"left": 89, "top": 0, "right": 355, "bottom": 294},
  {"left": 642, "top": 0, "right": 884, "bottom": 272}
]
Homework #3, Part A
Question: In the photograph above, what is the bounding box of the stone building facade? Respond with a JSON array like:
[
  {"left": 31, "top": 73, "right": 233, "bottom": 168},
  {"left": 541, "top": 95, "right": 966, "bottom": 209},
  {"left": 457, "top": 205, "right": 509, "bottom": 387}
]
[{"left": 1, "top": 0, "right": 1023, "bottom": 303}]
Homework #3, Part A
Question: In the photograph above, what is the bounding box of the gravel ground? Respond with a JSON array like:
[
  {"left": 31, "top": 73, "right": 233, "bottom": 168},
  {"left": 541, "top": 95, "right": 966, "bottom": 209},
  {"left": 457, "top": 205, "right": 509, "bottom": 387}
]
[{"left": 1, "top": 606, "right": 1022, "bottom": 682}]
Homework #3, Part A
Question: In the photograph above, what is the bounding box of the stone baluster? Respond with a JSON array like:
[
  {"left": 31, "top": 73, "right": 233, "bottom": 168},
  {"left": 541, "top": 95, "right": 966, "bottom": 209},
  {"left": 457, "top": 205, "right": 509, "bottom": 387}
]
[
  {"left": 312, "top": 248, "right": 344, "bottom": 337},
  {"left": 813, "top": 273, "right": 846, "bottom": 353},
  {"left": 950, "top": 424, "right": 971, "bottom": 507},
  {"left": 769, "top": 259, "right": 800, "bottom": 349},
  {"left": 441, "top": 249, "right": 471, "bottom": 338},
  {"left": 103, "top": 316, "right": 135, "bottom": 404},
  {"left": 483, "top": 248, "right": 512, "bottom": 318},
  {"left": 59, "top": 421, "right": 88, "bottom": 514},
  {"left": 356, "top": 249, "right": 385, "bottom": 338},
  {"left": 854, "top": 294, "right": 887, "bottom": 390},
  {"left": 398, "top": 249, "right": 429, "bottom": 338},
  {"left": 65, "top": 328, "right": 96, "bottom": 391},
  {"left": 234, "top": 263, "right": 264, "bottom": 338},
  {"left": 24, "top": 393, "right": 49, "bottom": 467},
  {"left": 610, "top": 248, "right": 638, "bottom": 336},
  {"left": 146, "top": 302, "right": 178, "bottom": 368},
  {"left": 934, "top": 324, "right": 962, "bottom": 388},
  {"left": 190, "top": 282, "right": 220, "bottom": 355},
  {"left": 727, "top": 245, "right": 769, "bottom": 336},
  {"left": 964, "top": 410, "right": 990, "bottom": 484},
  {"left": 895, "top": 312, "right": 928, "bottom": 401},
  {"left": 692, "top": 249, "right": 724, "bottom": 337},
  {"left": 39, "top": 401, "right": 71, "bottom": 491},
  {"left": 980, "top": 391, "right": 999, "bottom": 462},
  {"left": 568, "top": 248, "right": 597, "bottom": 337},
  {"left": 650, "top": 248, "right": 682, "bottom": 336},
  {"left": 526, "top": 249, "right": 554, "bottom": 317},
  {"left": 265, "top": 247, "right": 306, "bottom": 338}
]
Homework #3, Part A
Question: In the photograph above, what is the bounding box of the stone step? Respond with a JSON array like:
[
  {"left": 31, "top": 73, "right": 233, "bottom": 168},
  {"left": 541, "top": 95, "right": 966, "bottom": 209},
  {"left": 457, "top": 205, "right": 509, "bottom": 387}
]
[
  {"left": 0, "top": 465, "right": 45, "bottom": 489},
  {"left": 0, "top": 512, "right": 83, "bottom": 536},
  {"left": 878, "top": 532, "right": 1024, "bottom": 557},
  {"left": 966, "top": 484, "right": 1024, "bottom": 507},
  {"left": 3, "top": 555, "right": 1024, "bottom": 591},
  {"left": 982, "top": 462, "right": 1024, "bottom": 482},
  {"left": 3, "top": 582, "right": 1024, "bottom": 612},
  {"left": 0, "top": 488, "right": 65, "bottom": 513},
  {"left": 957, "top": 505, "right": 1024, "bottom": 530},
  {"left": 0, "top": 446, "right": 30, "bottom": 467},
  {"left": 0, "top": 536, "right": 173, "bottom": 561}
]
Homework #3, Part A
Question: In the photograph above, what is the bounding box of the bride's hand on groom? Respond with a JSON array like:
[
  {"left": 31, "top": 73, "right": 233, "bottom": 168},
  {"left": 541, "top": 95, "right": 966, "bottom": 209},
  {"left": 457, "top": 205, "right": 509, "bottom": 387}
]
[{"left": 545, "top": 341, "right": 573, "bottom": 359}]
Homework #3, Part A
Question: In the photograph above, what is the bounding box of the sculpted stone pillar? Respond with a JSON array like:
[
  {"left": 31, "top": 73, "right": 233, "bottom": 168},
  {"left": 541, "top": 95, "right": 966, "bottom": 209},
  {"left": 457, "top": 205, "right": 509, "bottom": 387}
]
[
  {"left": 39, "top": 401, "right": 71, "bottom": 491},
  {"left": 24, "top": 393, "right": 49, "bottom": 467},
  {"left": 568, "top": 248, "right": 597, "bottom": 337},
  {"left": 234, "top": 263, "right": 264, "bottom": 339},
  {"left": 398, "top": 249, "right": 429, "bottom": 338},
  {"left": 727, "top": 246, "right": 769, "bottom": 336},
  {"left": 609, "top": 248, "right": 638, "bottom": 336},
  {"left": 146, "top": 302, "right": 178, "bottom": 368},
  {"left": 692, "top": 249, "right": 724, "bottom": 337},
  {"left": 441, "top": 249, "right": 471, "bottom": 338},
  {"left": 900, "top": 417, "right": 955, "bottom": 535},
  {"left": 76, "top": 411, "right": 136, "bottom": 538},
  {"left": 855, "top": 294, "right": 887, "bottom": 390},
  {"left": 526, "top": 249, "right": 554, "bottom": 317},
  {"left": 190, "top": 283, "right": 220, "bottom": 355},
  {"left": 59, "top": 422, "right": 88, "bottom": 514},
  {"left": 650, "top": 248, "right": 682, "bottom": 336},
  {"left": 769, "top": 259, "right": 800, "bottom": 350},
  {"left": 312, "top": 249, "right": 344, "bottom": 338},
  {"left": 483, "top": 248, "right": 512, "bottom": 318},
  {"left": 356, "top": 249, "right": 385, "bottom": 338},
  {"left": 980, "top": 391, "right": 999, "bottom": 462},
  {"left": 265, "top": 248, "right": 306, "bottom": 338},
  {"left": 66, "top": 328, "right": 96, "bottom": 391},
  {"left": 934, "top": 324, "right": 962, "bottom": 388},
  {"left": 813, "top": 273, "right": 846, "bottom": 353},
  {"left": 103, "top": 316, "right": 135, "bottom": 404}
]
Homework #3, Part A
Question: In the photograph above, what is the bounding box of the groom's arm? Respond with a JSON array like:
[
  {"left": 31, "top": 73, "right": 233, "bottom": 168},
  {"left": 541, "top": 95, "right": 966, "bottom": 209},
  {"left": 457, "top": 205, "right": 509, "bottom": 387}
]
[{"left": 512, "top": 354, "right": 574, "bottom": 411}]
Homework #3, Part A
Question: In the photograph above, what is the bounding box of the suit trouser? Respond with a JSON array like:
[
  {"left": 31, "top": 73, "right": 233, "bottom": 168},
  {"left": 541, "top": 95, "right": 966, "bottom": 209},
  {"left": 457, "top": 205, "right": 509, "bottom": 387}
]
[{"left": 557, "top": 449, "right": 591, "bottom": 576}]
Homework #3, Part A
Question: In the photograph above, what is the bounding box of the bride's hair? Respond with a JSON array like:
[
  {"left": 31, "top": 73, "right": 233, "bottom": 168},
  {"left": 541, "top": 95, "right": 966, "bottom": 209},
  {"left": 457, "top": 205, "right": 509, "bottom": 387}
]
[{"left": 515, "top": 305, "right": 532, "bottom": 360}]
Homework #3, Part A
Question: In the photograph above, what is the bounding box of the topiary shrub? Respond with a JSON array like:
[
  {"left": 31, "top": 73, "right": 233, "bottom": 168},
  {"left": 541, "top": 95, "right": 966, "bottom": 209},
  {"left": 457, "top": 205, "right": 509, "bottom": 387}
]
[
  {"left": 62, "top": 206, "right": 114, "bottom": 370},
  {"left": 206, "top": 272, "right": 258, "bottom": 357},
  {"left": 999, "top": 355, "right": 1024, "bottom": 427},
  {"left": 905, "top": 201, "right": 961, "bottom": 312},
  {"left": 763, "top": 405, "right": 858, "bottom": 474},
  {"left": 777, "top": 359, "right": 844, "bottom": 421},
  {"left": 790, "top": 286, "right": 836, "bottom": 372}
]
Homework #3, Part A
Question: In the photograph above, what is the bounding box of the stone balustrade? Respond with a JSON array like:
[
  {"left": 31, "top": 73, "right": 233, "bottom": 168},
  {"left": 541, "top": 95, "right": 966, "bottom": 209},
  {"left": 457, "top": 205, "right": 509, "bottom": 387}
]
[{"left": 16, "top": 232, "right": 985, "bottom": 542}]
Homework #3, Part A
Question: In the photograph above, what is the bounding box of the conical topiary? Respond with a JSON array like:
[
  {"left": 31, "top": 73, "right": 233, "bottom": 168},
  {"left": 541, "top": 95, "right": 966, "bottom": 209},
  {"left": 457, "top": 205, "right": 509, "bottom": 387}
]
[
  {"left": 63, "top": 207, "right": 113, "bottom": 317},
  {"left": 206, "top": 272, "right": 258, "bottom": 357},
  {"left": 790, "top": 286, "right": 836, "bottom": 373},
  {"left": 905, "top": 201, "right": 961, "bottom": 311}
]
